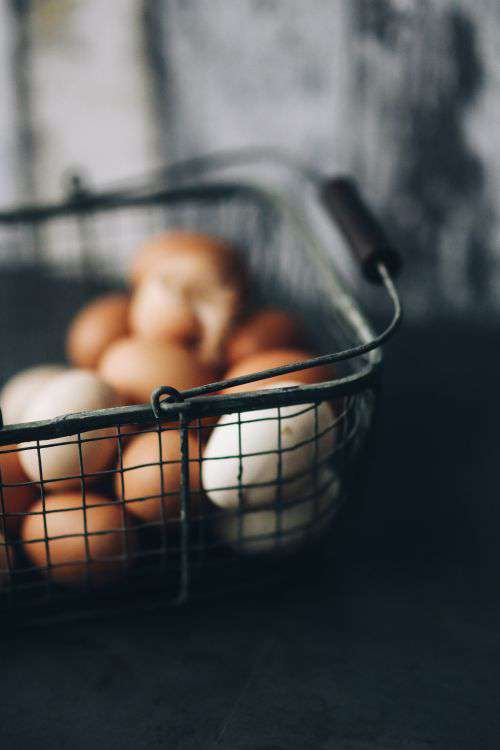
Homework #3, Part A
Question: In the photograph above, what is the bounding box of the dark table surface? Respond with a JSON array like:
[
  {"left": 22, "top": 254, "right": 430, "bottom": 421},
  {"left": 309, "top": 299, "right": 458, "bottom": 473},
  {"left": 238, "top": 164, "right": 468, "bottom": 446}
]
[{"left": 1, "top": 304, "right": 499, "bottom": 750}]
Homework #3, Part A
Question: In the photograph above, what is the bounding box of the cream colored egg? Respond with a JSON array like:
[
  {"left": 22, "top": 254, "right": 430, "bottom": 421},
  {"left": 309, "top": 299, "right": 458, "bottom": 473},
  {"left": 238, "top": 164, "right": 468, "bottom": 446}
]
[
  {"left": 130, "top": 230, "right": 243, "bottom": 288},
  {"left": 19, "top": 369, "right": 119, "bottom": 491},
  {"left": 202, "top": 380, "right": 337, "bottom": 510},
  {"left": 0, "top": 364, "right": 66, "bottom": 425},
  {"left": 216, "top": 469, "right": 341, "bottom": 555}
]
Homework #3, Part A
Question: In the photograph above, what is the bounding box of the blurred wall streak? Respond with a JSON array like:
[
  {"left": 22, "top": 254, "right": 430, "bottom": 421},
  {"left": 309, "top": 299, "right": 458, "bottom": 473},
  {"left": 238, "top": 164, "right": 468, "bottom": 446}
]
[
  {"left": 350, "top": 0, "right": 498, "bottom": 317},
  {"left": 19, "top": 0, "right": 159, "bottom": 199},
  {"left": 147, "top": 0, "right": 353, "bottom": 171},
  {"left": 0, "top": 1, "right": 24, "bottom": 204},
  {"left": 3, "top": 0, "right": 500, "bottom": 319}
]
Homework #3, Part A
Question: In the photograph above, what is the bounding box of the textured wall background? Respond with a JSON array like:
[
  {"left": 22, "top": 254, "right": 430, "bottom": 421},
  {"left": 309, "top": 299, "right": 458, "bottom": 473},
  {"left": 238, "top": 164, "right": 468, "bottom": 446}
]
[{"left": 1, "top": 0, "right": 499, "bottom": 319}]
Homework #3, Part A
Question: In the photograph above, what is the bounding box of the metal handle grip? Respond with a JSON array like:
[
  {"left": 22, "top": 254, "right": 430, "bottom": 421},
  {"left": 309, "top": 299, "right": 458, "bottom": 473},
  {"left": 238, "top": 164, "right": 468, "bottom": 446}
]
[{"left": 319, "top": 177, "right": 402, "bottom": 283}]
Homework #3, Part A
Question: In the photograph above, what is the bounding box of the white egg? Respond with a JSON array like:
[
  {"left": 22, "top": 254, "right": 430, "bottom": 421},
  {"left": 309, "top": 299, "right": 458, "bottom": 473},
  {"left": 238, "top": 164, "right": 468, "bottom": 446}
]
[
  {"left": 0, "top": 364, "right": 66, "bottom": 425},
  {"left": 202, "top": 381, "right": 338, "bottom": 509},
  {"left": 19, "top": 369, "right": 119, "bottom": 490},
  {"left": 216, "top": 468, "right": 341, "bottom": 555}
]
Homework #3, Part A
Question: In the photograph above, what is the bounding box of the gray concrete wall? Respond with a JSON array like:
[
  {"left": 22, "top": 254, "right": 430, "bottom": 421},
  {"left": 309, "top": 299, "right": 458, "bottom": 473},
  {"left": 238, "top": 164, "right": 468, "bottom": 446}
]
[{"left": 2, "top": 0, "right": 500, "bottom": 319}]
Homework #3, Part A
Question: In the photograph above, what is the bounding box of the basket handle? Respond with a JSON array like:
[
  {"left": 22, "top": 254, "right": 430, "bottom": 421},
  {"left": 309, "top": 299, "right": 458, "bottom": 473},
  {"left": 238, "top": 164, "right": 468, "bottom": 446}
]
[
  {"left": 319, "top": 177, "right": 402, "bottom": 283},
  {"left": 151, "top": 176, "right": 403, "bottom": 414}
]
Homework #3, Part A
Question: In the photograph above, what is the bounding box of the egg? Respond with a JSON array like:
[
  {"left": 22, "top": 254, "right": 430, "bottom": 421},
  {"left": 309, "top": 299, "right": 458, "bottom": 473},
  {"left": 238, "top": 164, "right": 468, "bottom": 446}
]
[
  {"left": 21, "top": 492, "right": 137, "bottom": 588},
  {"left": 98, "top": 336, "right": 217, "bottom": 405},
  {"left": 222, "top": 348, "right": 335, "bottom": 394},
  {"left": 129, "top": 277, "right": 201, "bottom": 347},
  {"left": 202, "top": 380, "right": 337, "bottom": 510},
  {"left": 216, "top": 469, "right": 340, "bottom": 555},
  {"left": 0, "top": 531, "right": 13, "bottom": 586},
  {"left": 66, "top": 292, "right": 130, "bottom": 369},
  {"left": 0, "top": 364, "right": 66, "bottom": 425},
  {"left": 0, "top": 445, "right": 35, "bottom": 536},
  {"left": 114, "top": 426, "right": 203, "bottom": 525},
  {"left": 130, "top": 230, "right": 243, "bottom": 287},
  {"left": 19, "top": 370, "right": 119, "bottom": 491},
  {"left": 129, "top": 231, "right": 246, "bottom": 365},
  {"left": 226, "top": 308, "right": 306, "bottom": 366}
]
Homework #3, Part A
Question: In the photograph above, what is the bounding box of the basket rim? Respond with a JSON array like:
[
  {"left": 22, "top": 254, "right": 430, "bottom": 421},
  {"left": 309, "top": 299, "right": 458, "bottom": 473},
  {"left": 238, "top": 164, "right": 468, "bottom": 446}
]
[{"left": 0, "top": 375, "right": 378, "bottom": 446}]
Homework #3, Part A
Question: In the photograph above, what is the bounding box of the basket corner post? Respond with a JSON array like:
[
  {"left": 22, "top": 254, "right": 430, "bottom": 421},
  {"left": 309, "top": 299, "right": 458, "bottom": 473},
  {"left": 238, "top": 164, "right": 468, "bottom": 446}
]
[{"left": 175, "top": 411, "right": 192, "bottom": 606}]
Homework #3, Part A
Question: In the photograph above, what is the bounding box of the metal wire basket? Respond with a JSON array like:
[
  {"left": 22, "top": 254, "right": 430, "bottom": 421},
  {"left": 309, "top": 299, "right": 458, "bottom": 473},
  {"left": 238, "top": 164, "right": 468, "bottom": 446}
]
[{"left": 0, "top": 150, "right": 401, "bottom": 621}]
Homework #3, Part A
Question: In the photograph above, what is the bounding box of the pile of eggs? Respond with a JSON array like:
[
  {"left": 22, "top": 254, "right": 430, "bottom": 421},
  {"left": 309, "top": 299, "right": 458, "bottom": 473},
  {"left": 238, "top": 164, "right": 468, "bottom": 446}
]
[{"left": 0, "top": 231, "right": 340, "bottom": 590}]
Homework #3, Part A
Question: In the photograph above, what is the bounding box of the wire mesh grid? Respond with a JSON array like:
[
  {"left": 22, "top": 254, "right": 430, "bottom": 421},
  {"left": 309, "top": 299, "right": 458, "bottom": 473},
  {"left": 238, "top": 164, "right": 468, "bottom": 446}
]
[
  {"left": 0, "top": 175, "right": 382, "bottom": 617},
  {"left": 0, "top": 391, "right": 370, "bottom": 609}
]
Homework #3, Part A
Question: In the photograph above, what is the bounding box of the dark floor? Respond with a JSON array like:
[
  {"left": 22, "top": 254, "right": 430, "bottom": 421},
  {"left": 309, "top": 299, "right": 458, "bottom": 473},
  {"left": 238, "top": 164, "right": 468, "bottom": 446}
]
[{"left": 1, "top": 297, "right": 500, "bottom": 749}]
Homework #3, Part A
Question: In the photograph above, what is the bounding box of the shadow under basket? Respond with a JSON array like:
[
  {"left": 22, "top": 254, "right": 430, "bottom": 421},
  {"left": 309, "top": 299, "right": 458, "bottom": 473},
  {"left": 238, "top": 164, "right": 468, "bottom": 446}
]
[{"left": 0, "top": 153, "right": 401, "bottom": 622}]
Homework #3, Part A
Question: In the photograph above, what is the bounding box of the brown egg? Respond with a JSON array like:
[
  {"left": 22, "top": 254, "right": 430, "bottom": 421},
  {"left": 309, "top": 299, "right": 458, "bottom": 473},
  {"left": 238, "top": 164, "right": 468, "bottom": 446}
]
[
  {"left": 129, "top": 276, "right": 201, "bottom": 347},
  {"left": 21, "top": 492, "right": 137, "bottom": 588},
  {"left": 114, "top": 427, "right": 203, "bottom": 525},
  {"left": 226, "top": 309, "right": 307, "bottom": 366},
  {"left": 98, "top": 336, "right": 218, "bottom": 405},
  {"left": 130, "top": 231, "right": 242, "bottom": 287},
  {"left": 66, "top": 292, "right": 130, "bottom": 369},
  {"left": 129, "top": 231, "right": 246, "bottom": 365},
  {"left": 221, "top": 348, "right": 335, "bottom": 394},
  {"left": 0, "top": 445, "right": 35, "bottom": 536}
]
